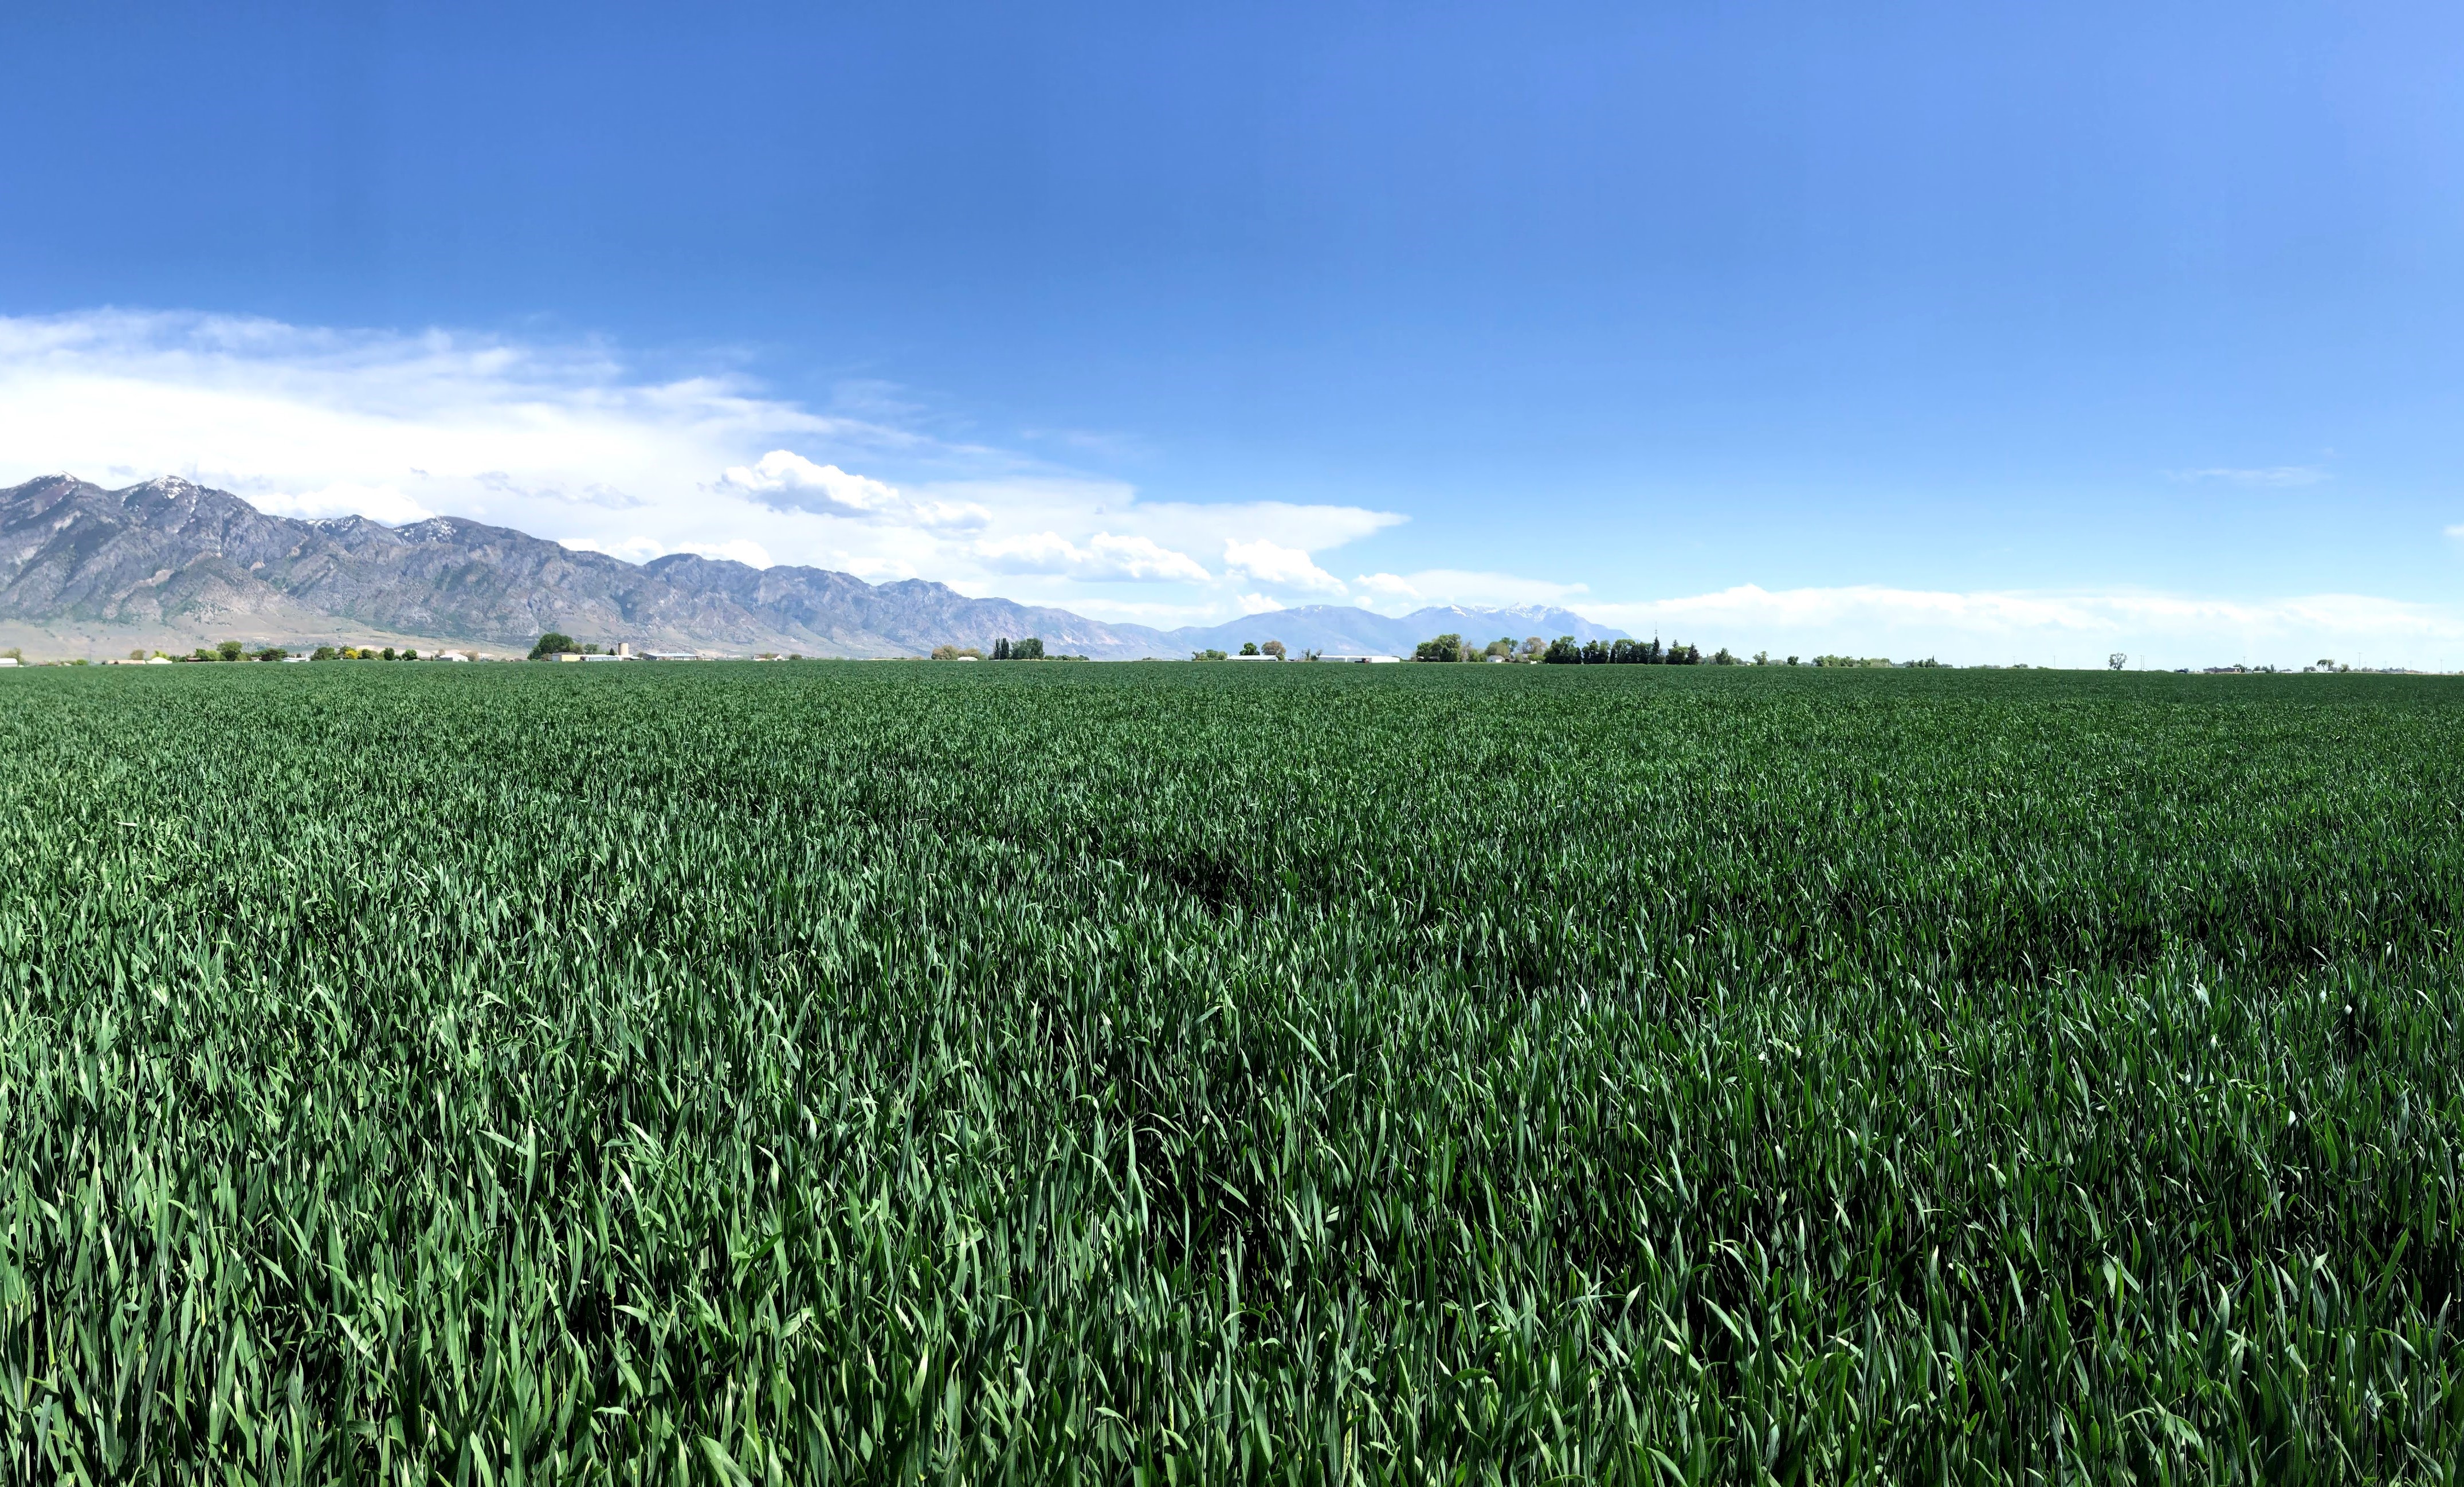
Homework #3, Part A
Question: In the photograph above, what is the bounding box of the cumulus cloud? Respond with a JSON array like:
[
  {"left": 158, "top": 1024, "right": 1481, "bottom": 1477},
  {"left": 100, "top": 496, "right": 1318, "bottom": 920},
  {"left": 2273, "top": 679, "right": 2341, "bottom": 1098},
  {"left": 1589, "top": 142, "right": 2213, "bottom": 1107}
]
[
  {"left": 1224, "top": 538, "right": 1347, "bottom": 595},
  {"left": 717, "top": 450, "right": 990, "bottom": 529},
  {"left": 250, "top": 481, "right": 435, "bottom": 524},
  {"left": 0, "top": 308, "right": 1403, "bottom": 615},
  {"left": 974, "top": 530, "right": 1211, "bottom": 583},
  {"left": 1352, "top": 572, "right": 1421, "bottom": 601}
]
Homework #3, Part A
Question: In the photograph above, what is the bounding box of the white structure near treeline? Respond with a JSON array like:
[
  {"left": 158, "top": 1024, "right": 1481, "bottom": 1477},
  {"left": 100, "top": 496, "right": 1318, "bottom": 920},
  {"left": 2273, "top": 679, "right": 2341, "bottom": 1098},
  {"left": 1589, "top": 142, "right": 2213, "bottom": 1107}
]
[
  {"left": 1229, "top": 653, "right": 1282, "bottom": 662},
  {"left": 1324, "top": 654, "right": 1402, "bottom": 664}
]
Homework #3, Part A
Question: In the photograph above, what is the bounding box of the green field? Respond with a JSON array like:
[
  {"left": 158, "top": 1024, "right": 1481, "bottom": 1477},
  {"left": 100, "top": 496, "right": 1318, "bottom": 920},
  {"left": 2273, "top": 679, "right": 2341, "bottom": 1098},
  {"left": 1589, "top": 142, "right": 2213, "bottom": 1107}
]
[{"left": 3, "top": 662, "right": 2461, "bottom": 1482}]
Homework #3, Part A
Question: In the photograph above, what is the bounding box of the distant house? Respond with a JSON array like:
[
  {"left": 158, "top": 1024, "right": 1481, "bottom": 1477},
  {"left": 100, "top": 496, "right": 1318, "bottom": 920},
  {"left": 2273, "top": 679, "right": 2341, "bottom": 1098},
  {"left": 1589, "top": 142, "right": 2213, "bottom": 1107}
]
[
  {"left": 1323, "top": 654, "right": 1401, "bottom": 664},
  {"left": 1228, "top": 653, "right": 1282, "bottom": 662},
  {"left": 435, "top": 651, "right": 470, "bottom": 662},
  {"left": 641, "top": 650, "right": 697, "bottom": 661},
  {"left": 0, "top": 657, "right": 16, "bottom": 668}
]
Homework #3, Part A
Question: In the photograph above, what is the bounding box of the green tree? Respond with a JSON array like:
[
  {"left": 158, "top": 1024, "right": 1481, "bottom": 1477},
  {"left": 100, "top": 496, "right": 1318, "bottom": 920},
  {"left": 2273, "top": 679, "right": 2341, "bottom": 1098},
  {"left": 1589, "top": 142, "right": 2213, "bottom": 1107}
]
[
  {"left": 1262, "top": 639, "right": 1286, "bottom": 658},
  {"left": 1240, "top": 641, "right": 1260, "bottom": 656},
  {"left": 1543, "top": 636, "right": 1580, "bottom": 664},
  {"left": 311, "top": 646, "right": 337, "bottom": 661},
  {"left": 1192, "top": 649, "right": 1227, "bottom": 661},
  {"left": 529, "top": 632, "right": 576, "bottom": 661},
  {"left": 1413, "top": 633, "right": 1464, "bottom": 662},
  {"left": 217, "top": 639, "right": 244, "bottom": 662}
]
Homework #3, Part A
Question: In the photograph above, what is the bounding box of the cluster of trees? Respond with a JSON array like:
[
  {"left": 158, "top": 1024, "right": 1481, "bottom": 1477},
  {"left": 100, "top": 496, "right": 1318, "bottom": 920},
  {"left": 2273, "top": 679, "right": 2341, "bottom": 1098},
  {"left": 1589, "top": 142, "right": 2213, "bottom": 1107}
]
[
  {"left": 928, "top": 638, "right": 1086, "bottom": 660},
  {"left": 185, "top": 641, "right": 289, "bottom": 662},
  {"left": 989, "top": 637, "right": 1087, "bottom": 661},
  {"left": 1412, "top": 634, "right": 1536, "bottom": 662},
  {"left": 1539, "top": 636, "right": 1732, "bottom": 665},
  {"left": 312, "top": 646, "right": 422, "bottom": 661},
  {"left": 1807, "top": 655, "right": 1945, "bottom": 668},
  {"left": 1193, "top": 641, "right": 1318, "bottom": 660},
  {"left": 1400, "top": 634, "right": 1963, "bottom": 669}
]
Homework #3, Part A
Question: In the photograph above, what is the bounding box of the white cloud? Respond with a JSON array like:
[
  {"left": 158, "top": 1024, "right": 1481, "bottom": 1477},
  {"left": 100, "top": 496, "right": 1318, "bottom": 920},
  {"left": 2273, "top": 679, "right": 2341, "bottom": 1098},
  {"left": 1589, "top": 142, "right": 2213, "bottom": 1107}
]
[
  {"left": 974, "top": 530, "right": 1212, "bottom": 583},
  {"left": 560, "top": 535, "right": 669, "bottom": 564},
  {"left": 1348, "top": 567, "right": 1587, "bottom": 614},
  {"left": 251, "top": 481, "right": 434, "bottom": 524},
  {"left": 2169, "top": 465, "right": 2329, "bottom": 486},
  {"left": 0, "top": 308, "right": 1403, "bottom": 621},
  {"left": 717, "top": 450, "right": 990, "bottom": 529},
  {"left": 1224, "top": 537, "right": 1347, "bottom": 595},
  {"left": 1582, "top": 584, "right": 2464, "bottom": 669},
  {"left": 677, "top": 538, "right": 776, "bottom": 568}
]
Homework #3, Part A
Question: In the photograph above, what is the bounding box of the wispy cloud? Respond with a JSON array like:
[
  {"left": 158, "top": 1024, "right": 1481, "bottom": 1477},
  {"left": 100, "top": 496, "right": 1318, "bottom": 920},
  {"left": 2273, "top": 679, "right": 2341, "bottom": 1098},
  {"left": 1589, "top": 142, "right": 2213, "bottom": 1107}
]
[
  {"left": 0, "top": 308, "right": 1406, "bottom": 618},
  {"left": 2168, "top": 465, "right": 2329, "bottom": 486}
]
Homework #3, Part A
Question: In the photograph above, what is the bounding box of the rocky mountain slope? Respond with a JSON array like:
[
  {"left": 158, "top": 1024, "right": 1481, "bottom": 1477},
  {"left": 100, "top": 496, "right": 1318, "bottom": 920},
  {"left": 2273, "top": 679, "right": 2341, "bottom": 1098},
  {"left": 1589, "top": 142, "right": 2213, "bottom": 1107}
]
[
  {"left": 0, "top": 474, "right": 1629, "bottom": 658},
  {"left": 0, "top": 474, "right": 1168, "bottom": 656}
]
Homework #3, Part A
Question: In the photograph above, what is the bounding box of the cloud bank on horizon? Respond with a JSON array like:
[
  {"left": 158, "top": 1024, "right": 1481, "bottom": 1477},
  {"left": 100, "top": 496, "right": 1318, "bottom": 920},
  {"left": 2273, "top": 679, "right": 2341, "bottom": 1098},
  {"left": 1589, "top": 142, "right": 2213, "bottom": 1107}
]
[{"left": 2, "top": 307, "right": 2461, "bottom": 668}]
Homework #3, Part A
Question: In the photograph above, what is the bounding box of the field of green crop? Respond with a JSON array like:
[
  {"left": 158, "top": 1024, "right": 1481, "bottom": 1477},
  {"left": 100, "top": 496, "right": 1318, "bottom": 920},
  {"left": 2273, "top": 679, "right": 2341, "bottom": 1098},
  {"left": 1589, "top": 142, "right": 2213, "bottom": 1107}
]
[{"left": 3, "top": 661, "right": 2461, "bottom": 1483}]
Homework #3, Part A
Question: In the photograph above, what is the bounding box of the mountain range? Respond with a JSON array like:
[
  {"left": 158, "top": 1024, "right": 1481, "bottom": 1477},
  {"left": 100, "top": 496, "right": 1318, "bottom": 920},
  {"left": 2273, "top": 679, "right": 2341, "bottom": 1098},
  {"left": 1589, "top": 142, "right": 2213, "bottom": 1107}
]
[{"left": 0, "top": 474, "right": 1626, "bottom": 659}]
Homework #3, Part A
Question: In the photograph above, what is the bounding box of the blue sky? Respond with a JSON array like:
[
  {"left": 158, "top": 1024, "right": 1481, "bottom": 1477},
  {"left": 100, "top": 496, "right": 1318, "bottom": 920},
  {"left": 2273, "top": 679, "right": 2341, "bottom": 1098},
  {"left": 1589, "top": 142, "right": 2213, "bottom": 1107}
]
[{"left": 5, "top": 1, "right": 2463, "bottom": 664}]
